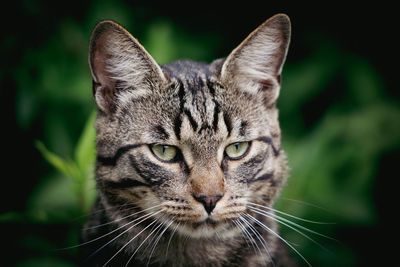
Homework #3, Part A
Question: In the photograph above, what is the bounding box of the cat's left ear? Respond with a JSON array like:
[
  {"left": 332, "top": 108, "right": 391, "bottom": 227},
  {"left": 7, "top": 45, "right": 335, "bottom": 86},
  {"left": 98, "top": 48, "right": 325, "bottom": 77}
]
[
  {"left": 220, "top": 14, "right": 291, "bottom": 106},
  {"left": 89, "top": 20, "right": 166, "bottom": 114}
]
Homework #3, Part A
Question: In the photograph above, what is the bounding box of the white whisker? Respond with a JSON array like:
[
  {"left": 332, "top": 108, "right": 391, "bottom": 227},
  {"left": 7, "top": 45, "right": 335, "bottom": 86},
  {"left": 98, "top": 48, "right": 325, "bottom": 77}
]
[
  {"left": 236, "top": 216, "right": 260, "bottom": 256},
  {"left": 147, "top": 220, "right": 174, "bottom": 267},
  {"left": 69, "top": 202, "right": 138, "bottom": 223},
  {"left": 248, "top": 207, "right": 333, "bottom": 252},
  {"left": 102, "top": 216, "right": 161, "bottom": 267},
  {"left": 239, "top": 215, "right": 274, "bottom": 267},
  {"left": 165, "top": 221, "right": 180, "bottom": 258},
  {"left": 278, "top": 197, "right": 335, "bottom": 214},
  {"left": 248, "top": 202, "right": 333, "bottom": 225},
  {"left": 244, "top": 213, "right": 312, "bottom": 267},
  {"left": 84, "top": 203, "right": 164, "bottom": 230},
  {"left": 232, "top": 219, "right": 251, "bottom": 249},
  {"left": 58, "top": 208, "right": 159, "bottom": 251},
  {"left": 124, "top": 220, "right": 165, "bottom": 267},
  {"left": 89, "top": 209, "right": 164, "bottom": 262},
  {"left": 249, "top": 206, "right": 337, "bottom": 241},
  {"left": 142, "top": 218, "right": 165, "bottom": 253}
]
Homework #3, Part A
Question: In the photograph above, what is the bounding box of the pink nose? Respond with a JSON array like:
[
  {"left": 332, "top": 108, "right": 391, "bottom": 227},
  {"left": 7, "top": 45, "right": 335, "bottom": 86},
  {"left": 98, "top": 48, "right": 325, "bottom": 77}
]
[{"left": 193, "top": 194, "right": 223, "bottom": 214}]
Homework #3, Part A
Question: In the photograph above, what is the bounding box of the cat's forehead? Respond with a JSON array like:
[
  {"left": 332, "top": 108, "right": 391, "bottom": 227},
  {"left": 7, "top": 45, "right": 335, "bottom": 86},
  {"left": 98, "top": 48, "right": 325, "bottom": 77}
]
[
  {"left": 161, "top": 61, "right": 223, "bottom": 145},
  {"left": 161, "top": 60, "right": 213, "bottom": 81},
  {"left": 114, "top": 59, "right": 270, "bottom": 154}
]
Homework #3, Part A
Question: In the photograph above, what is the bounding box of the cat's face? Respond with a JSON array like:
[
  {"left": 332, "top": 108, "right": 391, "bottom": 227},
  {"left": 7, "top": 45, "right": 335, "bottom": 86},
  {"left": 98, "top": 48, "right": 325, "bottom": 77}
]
[{"left": 90, "top": 15, "right": 290, "bottom": 239}]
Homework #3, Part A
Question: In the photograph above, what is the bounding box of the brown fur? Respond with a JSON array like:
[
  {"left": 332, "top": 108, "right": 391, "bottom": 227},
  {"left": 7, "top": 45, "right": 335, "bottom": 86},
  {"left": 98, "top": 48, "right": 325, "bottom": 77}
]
[{"left": 81, "top": 14, "right": 296, "bottom": 266}]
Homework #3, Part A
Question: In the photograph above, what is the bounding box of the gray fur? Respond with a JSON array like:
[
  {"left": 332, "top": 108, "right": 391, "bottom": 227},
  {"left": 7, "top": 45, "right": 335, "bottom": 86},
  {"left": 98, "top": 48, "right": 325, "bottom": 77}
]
[{"left": 82, "top": 14, "right": 295, "bottom": 266}]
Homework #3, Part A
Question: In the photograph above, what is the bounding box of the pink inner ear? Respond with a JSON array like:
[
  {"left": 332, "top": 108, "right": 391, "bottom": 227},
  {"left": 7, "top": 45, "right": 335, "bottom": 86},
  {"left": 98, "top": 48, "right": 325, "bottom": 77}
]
[
  {"left": 259, "top": 78, "right": 275, "bottom": 92},
  {"left": 276, "top": 75, "right": 281, "bottom": 85},
  {"left": 92, "top": 50, "right": 116, "bottom": 94},
  {"left": 258, "top": 78, "right": 280, "bottom": 106},
  {"left": 91, "top": 49, "right": 118, "bottom": 113}
]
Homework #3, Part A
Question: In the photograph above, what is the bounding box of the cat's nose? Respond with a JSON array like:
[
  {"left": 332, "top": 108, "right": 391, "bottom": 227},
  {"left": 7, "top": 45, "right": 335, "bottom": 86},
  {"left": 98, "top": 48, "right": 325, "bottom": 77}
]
[{"left": 193, "top": 194, "right": 223, "bottom": 214}]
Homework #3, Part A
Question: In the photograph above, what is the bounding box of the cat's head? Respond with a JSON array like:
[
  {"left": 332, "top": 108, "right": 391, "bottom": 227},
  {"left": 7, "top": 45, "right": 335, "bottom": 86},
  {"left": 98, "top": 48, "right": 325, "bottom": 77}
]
[{"left": 89, "top": 14, "right": 290, "bottom": 238}]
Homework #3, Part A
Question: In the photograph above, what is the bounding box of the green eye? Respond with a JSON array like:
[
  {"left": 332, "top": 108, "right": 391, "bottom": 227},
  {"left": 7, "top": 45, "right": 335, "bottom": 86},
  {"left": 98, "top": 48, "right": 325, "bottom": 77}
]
[
  {"left": 150, "top": 144, "right": 178, "bottom": 162},
  {"left": 225, "top": 141, "right": 250, "bottom": 160}
]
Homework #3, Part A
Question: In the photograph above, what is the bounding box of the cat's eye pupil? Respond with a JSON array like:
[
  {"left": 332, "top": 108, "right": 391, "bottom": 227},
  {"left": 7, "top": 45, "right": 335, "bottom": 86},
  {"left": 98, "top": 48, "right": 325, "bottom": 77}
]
[
  {"left": 150, "top": 144, "right": 178, "bottom": 162},
  {"left": 225, "top": 141, "right": 250, "bottom": 160}
]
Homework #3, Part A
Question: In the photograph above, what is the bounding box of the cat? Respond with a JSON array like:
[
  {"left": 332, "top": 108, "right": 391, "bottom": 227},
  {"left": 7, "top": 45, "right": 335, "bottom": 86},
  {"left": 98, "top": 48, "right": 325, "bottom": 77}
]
[{"left": 81, "top": 13, "right": 294, "bottom": 267}]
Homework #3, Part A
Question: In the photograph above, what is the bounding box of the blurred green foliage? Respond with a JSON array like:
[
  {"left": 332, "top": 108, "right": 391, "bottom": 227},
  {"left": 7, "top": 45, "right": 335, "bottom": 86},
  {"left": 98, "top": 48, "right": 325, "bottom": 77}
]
[
  {"left": 2, "top": 0, "right": 399, "bottom": 266},
  {"left": 35, "top": 109, "right": 97, "bottom": 218}
]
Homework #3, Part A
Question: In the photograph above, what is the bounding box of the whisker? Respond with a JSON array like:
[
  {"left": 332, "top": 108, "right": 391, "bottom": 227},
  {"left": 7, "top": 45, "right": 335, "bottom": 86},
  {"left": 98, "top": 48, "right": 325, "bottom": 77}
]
[
  {"left": 239, "top": 215, "right": 274, "bottom": 267},
  {"left": 57, "top": 209, "right": 159, "bottom": 251},
  {"left": 182, "top": 225, "right": 190, "bottom": 247},
  {"left": 89, "top": 209, "right": 164, "bottom": 262},
  {"left": 248, "top": 202, "right": 334, "bottom": 225},
  {"left": 232, "top": 219, "right": 252, "bottom": 249},
  {"left": 248, "top": 207, "right": 334, "bottom": 252},
  {"left": 278, "top": 197, "right": 336, "bottom": 214},
  {"left": 102, "top": 217, "right": 162, "bottom": 267},
  {"left": 147, "top": 220, "right": 174, "bottom": 267},
  {"left": 236, "top": 217, "right": 260, "bottom": 256},
  {"left": 84, "top": 203, "right": 164, "bottom": 230},
  {"left": 244, "top": 213, "right": 312, "bottom": 267},
  {"left": 142, "top": 218, "right": 165, "bottom": 253},
  {"left": 165, "top": 221, "right": 180, "bottom": 259},
  {"left": 68, "top": 202, "right": 140, "bottom": 225},
  {"left": 250, "top": 206, "right": 337, "bottom": 241},
  {"left": 214, "top": 229, "right": 222, "bottom": 242},
  {"left": 124, "top": 220, "right": 165, "bottom": 267}
]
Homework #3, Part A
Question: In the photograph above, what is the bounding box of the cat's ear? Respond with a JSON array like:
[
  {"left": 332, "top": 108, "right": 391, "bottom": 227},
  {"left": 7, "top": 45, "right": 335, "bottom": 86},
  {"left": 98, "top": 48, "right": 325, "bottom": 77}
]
[
  {"left": 220, "top": 14, "right": 290, "bottom": 106},
  {"left": 89, "top": 20, "right": 166, "bottom": 113}
]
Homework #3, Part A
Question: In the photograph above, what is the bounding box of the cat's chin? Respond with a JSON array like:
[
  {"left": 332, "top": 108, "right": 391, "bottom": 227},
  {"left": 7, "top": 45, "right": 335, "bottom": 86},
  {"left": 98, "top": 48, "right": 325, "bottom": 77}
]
[
  {"left": 175, "top": 217, "right": 239, "bottom": 239},
  {"left": 192, "top": 217, "right": 219, "bottom": 229}
]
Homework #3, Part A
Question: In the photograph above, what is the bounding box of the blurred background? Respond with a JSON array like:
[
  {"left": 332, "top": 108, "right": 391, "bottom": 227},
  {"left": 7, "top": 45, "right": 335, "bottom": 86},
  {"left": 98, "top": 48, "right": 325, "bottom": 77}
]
[{"left": 1, "top": 0, "right": 399, "bottom": 266}]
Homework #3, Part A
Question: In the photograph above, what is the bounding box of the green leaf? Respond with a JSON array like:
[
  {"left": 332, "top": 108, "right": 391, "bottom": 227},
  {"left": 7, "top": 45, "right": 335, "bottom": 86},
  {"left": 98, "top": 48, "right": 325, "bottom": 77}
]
[
  {"left": 35, "top": 111, "right": 98, "bottom": 215},
  {"left": 35, "top": 141, "right": 79, "bottom": 180},
  {"left": 74, "top": 110, "right": 96, "bottom": 174},
  {"left": 74, "top": 110, "right": 97, "bottom": 213}
]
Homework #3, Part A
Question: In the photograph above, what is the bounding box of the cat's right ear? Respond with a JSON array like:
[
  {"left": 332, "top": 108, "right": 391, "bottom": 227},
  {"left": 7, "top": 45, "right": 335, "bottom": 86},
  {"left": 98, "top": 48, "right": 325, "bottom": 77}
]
[
  {"left": 220, "top": 14, "right": 291, "bottom": 106},
  {"left": 89, "top": 20, "right": 166, "bottom": 114}
]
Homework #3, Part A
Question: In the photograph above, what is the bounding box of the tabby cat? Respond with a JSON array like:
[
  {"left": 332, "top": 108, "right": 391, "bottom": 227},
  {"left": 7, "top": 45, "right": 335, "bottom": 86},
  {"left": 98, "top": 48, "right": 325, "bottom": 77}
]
[{"left": 81, "top": 14, "right": 294, "bottom": 267}]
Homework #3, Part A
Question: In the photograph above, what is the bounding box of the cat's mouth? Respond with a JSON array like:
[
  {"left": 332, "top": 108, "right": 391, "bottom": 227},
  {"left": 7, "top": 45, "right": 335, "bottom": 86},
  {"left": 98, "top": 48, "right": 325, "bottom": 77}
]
[
  {"left": 191, "top": 217, "right": 219, "bottom": 229},
  {"left": 175, "top": 217, "right": 232, "bottom": 238}
]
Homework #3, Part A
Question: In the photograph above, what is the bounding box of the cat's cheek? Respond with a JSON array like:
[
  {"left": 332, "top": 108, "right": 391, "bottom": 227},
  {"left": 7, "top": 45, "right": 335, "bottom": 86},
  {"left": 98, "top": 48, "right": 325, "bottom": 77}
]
[{"left": 211, "top": 204, "right": 246, "bottom": 222}]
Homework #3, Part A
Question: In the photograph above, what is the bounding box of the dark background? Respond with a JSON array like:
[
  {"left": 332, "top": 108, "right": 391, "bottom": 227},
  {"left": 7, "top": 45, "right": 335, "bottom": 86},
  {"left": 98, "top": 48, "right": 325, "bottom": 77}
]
[{"left": 1, "top": 1, "right": 398, "bottom": 266}]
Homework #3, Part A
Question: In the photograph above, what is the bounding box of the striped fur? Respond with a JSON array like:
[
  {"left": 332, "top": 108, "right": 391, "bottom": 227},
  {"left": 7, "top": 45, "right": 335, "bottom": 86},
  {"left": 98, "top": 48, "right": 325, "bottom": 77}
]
[{"left": 82, "top": 14, "right": 294, "bottom": 266}]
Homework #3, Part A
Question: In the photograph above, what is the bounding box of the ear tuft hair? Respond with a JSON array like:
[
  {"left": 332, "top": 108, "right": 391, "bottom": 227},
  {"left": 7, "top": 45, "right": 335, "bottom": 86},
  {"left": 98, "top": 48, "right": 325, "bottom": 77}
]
[
  {"left": 89, "top": 20, "right": 166, "bottom": 113},
  {"left": 220, "top": 14, "right": 291, "bottom": 106}
]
